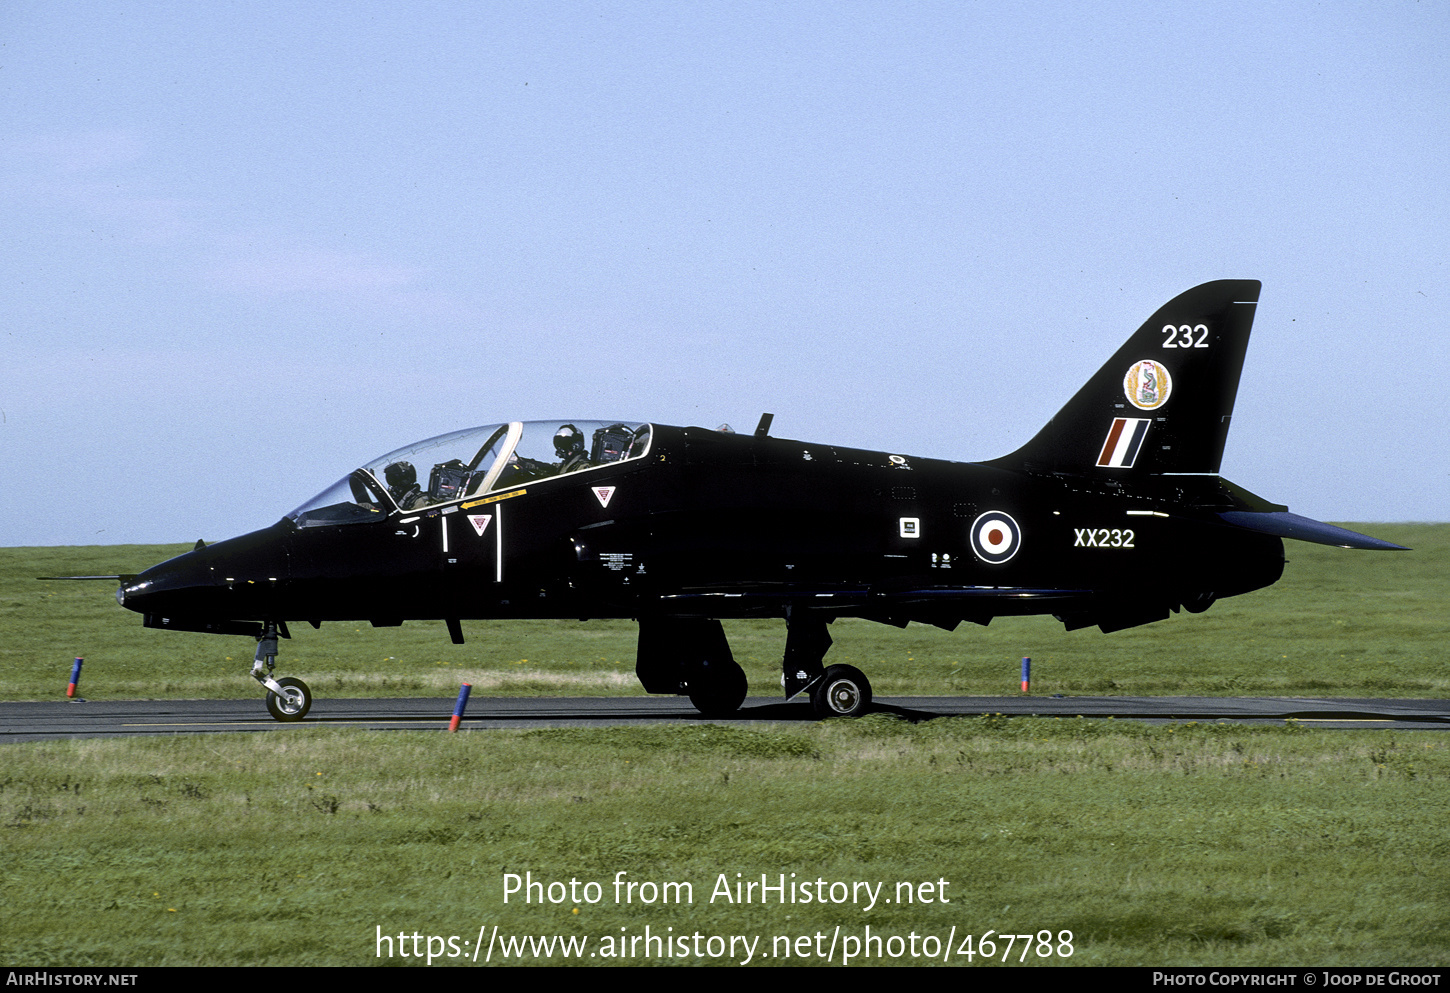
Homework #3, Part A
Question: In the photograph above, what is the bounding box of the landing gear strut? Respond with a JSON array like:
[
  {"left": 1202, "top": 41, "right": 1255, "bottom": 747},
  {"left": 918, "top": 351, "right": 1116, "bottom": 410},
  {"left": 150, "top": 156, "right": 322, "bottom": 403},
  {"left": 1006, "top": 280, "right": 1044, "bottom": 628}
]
[
  {"left": 781, "top": 610, "right": 873, "bottom": 719},
  {"left": 251, "top": 620, "right": 311, "bottom": 722}
]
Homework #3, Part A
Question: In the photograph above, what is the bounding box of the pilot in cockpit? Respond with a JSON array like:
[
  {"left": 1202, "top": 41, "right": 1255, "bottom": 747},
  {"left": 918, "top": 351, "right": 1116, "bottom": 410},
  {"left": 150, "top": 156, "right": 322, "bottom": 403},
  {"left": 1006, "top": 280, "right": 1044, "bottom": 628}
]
[
  {"left": 553, "top": 424, "right": 591, "bottom": 473},
  {"left": 383, "top": 461, "right": 424, "bottom": 510}
]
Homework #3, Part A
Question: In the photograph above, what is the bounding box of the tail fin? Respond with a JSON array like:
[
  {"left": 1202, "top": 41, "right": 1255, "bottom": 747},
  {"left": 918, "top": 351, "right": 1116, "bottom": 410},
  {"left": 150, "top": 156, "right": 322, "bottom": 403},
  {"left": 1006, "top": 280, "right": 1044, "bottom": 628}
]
[{"left": 988, "top": 280, "right": 1261, "bottom": 477}]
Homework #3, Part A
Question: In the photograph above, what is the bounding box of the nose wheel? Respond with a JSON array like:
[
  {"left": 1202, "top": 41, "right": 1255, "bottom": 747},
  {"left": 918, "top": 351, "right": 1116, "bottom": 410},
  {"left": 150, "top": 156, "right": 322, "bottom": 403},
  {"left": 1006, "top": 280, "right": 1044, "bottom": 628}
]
[
  {"left": 250, "top": 621, "right": 312, "bottom": 722},
  {"left": 265, "top": 676, "right": 312, "bottom": 722}
]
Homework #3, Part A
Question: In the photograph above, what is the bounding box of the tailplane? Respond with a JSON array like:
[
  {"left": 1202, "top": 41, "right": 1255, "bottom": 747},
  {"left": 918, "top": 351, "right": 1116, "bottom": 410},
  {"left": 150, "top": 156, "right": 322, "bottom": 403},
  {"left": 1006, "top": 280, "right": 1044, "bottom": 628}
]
[{"left": 989, "top": 280, "right": 1262, "bottom": 477}]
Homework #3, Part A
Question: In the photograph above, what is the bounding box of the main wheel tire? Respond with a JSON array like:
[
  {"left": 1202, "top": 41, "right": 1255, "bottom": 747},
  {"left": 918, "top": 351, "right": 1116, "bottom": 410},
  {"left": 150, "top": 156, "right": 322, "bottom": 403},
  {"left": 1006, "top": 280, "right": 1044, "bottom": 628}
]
[
  {"left": 687, "top": 660, "right": 748, "bottom": 718},
  {"left": 266, "top": 676, "right": 312, "bottom": 722},
  {"left": 810, "top": 664, "right": 872, "bottom": 719}
]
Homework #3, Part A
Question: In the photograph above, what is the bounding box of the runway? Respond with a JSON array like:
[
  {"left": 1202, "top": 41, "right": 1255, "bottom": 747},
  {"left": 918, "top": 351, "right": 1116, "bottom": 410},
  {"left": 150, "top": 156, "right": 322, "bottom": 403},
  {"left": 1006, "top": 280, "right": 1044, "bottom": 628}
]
[{"left": 3, "top": 694, "right": 1448, "bottom": 742}]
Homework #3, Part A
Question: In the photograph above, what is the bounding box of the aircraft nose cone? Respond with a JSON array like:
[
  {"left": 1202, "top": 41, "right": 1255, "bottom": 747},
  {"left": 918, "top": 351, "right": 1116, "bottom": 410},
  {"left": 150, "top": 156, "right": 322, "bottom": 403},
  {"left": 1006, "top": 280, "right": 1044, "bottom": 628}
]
[
  {"left": 119, "top": 525, "right": 290, "bottom": 617},
  {"left": 117, "top": 557, "right": 208, "bottom": 615}
]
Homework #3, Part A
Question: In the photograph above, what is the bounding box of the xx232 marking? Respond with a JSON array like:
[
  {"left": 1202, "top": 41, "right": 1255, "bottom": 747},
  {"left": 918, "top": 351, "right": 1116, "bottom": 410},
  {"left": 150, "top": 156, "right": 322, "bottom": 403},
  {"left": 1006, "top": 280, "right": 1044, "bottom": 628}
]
[
  {"left": 1074, "top": 528, "right": 1135, "bottom": 548},
  {"left": 1162, "top": 323, "right": 1209, "bottom": 348}
]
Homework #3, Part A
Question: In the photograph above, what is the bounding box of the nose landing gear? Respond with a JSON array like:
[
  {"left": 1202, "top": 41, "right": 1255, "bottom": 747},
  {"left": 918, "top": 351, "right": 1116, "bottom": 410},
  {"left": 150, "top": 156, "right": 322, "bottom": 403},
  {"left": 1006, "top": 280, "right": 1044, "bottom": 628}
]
[{"left": 250, "top": 621, "right": 312, "bottom": 722}]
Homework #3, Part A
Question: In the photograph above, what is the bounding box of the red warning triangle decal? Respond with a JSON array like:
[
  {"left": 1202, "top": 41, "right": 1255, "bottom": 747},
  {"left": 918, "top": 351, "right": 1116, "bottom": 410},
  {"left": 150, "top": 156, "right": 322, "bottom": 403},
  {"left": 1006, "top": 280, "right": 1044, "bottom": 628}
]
[
  {"left": 468, "top": 514, "right": 492, "bottom": 536},
  {"left": 593, "top": 486, "right": 616, "bottom": 508}
]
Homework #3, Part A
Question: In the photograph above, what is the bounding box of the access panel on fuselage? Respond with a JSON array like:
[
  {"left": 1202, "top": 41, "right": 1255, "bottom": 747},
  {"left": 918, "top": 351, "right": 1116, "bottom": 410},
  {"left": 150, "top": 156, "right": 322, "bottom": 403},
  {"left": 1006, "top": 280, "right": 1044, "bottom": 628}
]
[
  {"left": 283, "top": 515, "right": 443, "bottom": 620},
  {"left": 666, "top": 430, "right": 969, "bottom": 589}
]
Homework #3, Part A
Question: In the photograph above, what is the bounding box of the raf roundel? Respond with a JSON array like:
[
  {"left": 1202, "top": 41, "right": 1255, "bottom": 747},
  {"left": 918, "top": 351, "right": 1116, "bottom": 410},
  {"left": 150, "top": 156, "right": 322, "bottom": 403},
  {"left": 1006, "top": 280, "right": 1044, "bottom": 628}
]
[{"left": 970, "top": 511, "right": 1022, "bottom": 564}]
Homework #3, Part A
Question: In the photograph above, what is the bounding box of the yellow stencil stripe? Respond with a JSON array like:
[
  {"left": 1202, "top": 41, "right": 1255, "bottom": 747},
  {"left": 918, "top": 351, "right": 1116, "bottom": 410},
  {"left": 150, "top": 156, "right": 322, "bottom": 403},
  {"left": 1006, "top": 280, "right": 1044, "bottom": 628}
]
[{"left": 463, "top": 489, "right": 527, "bottom": 510}]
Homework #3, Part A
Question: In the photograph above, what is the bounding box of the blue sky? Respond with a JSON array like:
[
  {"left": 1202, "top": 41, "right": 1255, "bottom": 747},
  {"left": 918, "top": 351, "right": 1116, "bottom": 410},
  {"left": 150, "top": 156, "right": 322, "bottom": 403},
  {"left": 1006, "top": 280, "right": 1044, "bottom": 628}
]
[{"left": 3, "top": 2, "right": 1446, "bottom": 546}]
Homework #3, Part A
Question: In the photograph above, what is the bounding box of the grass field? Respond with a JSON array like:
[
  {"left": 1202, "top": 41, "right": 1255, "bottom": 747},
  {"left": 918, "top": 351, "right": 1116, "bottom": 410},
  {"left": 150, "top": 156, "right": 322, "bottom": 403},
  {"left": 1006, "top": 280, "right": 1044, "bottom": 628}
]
[
  {"left": 2, "top": 718, "right": 1447, "bottom": 966},
  {"left": 2, "top": 523, "right": 1443, "bottom": 702},
  {"left": 2, "top": 527, "right": 1445, "bottom": 967}
]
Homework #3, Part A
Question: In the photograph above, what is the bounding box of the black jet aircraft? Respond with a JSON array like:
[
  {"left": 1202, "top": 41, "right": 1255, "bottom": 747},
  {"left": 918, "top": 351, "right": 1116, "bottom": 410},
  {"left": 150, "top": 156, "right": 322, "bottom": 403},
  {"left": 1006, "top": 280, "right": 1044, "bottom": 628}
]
[{"left": 110, "top": 280, "right": 1405, "bottom": 721}]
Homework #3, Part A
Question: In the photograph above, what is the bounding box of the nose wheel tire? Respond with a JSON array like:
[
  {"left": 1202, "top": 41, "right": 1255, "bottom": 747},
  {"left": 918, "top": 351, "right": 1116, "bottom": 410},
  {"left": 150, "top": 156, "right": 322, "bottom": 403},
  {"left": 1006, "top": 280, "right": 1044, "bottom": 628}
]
[
  {"left": 266, "top": 676, "right": 312, "bottom": 722},
  {"left": 810, "top": 664, "right": 872, "bottom": 719}
]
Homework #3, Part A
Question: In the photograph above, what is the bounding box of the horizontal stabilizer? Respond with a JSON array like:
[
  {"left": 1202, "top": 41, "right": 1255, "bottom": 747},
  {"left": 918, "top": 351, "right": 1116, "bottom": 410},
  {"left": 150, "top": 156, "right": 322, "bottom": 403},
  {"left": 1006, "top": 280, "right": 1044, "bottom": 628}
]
[
  {"left": 38, "top": 574, "right": 138, "bottom": 582},
  {"left": 1217, "top": 512, "right": 1408, "bottom": 550}
]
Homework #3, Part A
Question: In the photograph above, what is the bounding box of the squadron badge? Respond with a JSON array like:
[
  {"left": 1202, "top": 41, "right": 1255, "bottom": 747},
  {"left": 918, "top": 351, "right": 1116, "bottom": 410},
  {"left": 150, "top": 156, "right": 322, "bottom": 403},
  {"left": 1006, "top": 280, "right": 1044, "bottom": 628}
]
[{"left": 1123, "top": 359, "right": 1172, "bottom": 410}]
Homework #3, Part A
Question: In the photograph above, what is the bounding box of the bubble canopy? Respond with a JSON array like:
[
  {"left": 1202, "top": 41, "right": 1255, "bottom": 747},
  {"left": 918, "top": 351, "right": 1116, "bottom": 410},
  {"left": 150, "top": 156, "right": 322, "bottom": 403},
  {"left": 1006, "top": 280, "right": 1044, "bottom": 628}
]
[{"left": 286, "top": 420, "right": 652, "bottom": 528}]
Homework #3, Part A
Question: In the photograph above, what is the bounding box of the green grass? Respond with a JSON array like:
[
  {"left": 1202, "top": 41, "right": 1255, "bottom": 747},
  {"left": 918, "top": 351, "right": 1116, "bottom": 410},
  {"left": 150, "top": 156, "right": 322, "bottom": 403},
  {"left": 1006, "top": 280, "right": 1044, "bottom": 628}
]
[
  {"left": 2, "top": 718, "right": 1447, "bottom": 966},
  {"left": 3, "top": 523, "right": 1444, "bottom": 701},
  {"left": 3, "top": 529, "right": 1445, "bottom": 967}
]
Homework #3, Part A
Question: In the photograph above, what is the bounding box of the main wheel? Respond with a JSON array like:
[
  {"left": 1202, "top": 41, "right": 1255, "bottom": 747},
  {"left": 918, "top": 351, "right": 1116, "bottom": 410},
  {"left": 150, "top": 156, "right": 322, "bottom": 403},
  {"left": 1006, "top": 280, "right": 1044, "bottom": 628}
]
[
  {"left": 687, "top": 660, "right": 748, "bottom": 718},
  {"left": 265, "top": 676, "right": 312, "bottom": 722},
  {"left": 810, "top": 664, "right": 871, "bottom": 719}
]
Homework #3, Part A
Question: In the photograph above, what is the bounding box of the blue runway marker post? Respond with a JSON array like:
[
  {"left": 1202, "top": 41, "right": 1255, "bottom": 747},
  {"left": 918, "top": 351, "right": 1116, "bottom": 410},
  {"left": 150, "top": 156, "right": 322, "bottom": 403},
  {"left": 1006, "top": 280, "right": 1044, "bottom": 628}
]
[
  {"left": 67, "top": 657, "right": 84, "bottom": 700},
  {"left": 1021, "top": 657, "right": 1030, "bottom": 694},
  {"left": 449, "top": 683, "right": 472, "bottom": 732}
]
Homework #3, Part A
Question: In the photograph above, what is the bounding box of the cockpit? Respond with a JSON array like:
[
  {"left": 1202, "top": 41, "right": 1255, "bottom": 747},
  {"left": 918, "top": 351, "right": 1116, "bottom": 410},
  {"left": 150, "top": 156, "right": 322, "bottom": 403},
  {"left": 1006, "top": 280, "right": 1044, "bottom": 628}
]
[{"left": 286, "top": 420, "right": 652, "bottom": 528}]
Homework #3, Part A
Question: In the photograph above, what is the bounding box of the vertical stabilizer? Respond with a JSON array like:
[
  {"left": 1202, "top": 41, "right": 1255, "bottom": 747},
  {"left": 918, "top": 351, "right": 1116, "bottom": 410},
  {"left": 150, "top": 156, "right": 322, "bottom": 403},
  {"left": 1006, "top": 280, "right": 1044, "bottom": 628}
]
[{"left": 988, "top": 280, "right": 1261, "bottom": 477}]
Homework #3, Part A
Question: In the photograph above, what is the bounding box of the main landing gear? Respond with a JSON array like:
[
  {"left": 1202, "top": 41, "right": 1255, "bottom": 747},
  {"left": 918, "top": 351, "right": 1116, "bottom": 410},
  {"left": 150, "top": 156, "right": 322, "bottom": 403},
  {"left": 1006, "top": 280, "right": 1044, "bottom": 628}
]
[
  {"left": 635, "top": 613, "right": 874, "bottom": 720},
  {"left": 782, "top": 610, "right": 873, "bottom": 719},
  {"left": 637, "top": 617, "right": 749, "bottom": 718},
  {"left": 810, "top": 664, "right": 872, "bottom": 718},
  {"left": 251, "top": 620, "right": 312, "bottom": 722},
  {"left": 687, "top": 655, "right": 749, "bottom": 718}
]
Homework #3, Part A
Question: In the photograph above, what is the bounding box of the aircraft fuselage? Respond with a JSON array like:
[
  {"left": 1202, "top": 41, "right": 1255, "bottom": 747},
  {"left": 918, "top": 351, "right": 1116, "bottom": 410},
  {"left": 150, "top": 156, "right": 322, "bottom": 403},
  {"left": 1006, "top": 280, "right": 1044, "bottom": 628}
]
[{"left": 121, "top": 422, "right": 1284, "bottom": 635}]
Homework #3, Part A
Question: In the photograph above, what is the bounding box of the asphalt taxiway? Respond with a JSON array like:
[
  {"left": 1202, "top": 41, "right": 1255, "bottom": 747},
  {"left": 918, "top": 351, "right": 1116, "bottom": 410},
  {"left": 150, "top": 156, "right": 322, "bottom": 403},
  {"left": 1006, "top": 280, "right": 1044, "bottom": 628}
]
[{"left": 3, "top": 695, "right": 1448, "bottom": 743}]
